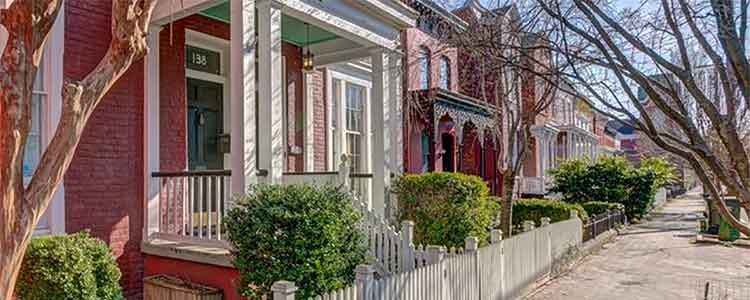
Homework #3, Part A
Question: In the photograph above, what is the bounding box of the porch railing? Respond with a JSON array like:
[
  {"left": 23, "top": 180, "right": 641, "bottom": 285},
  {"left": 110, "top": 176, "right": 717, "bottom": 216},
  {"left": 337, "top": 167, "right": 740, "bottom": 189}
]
[
  {"left": 152, "top": 170, "right": 231, "bottom": 241},
  {"left": 520, "top": 176, "right": 545, "bottom": 195}
]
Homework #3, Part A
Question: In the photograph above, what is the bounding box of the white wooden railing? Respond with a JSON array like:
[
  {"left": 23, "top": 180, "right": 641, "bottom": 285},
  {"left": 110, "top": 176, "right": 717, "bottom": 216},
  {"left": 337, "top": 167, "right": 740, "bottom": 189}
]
[{"left": 152, "top": 170, "right": 232, "bottom": 240}]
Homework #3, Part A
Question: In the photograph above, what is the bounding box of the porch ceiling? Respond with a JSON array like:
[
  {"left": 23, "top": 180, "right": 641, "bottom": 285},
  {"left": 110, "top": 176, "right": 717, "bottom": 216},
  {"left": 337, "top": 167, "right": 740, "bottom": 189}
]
[{"left": 200, "top": 1, "right": 340, "bottom": 47}]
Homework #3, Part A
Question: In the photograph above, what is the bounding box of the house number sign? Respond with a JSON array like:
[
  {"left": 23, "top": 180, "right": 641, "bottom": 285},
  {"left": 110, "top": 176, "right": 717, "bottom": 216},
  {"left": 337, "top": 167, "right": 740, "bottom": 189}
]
[{"left": 186, "top": 45, "right": 221, "bottom": 75}]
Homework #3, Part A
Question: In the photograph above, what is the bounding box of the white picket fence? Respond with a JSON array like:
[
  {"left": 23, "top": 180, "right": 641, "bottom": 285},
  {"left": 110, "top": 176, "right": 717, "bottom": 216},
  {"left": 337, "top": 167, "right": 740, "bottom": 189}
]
[{"left": 271, "top": 212, "right": 584, "bottom": 300}]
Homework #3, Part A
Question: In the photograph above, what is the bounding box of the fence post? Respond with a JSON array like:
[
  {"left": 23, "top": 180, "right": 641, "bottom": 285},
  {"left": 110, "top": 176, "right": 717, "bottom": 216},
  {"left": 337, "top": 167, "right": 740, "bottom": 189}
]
[
  {"left": 523, "top": 220, "right": 535, "bottom": 232},
  {"left": 426, "top": 245, "right": 445, "bottom": 264},
  {"left": 355, "top": 264, "right": 375, "bottom": 300},
  {"left": 540, "top": 217, "right": 551, "bottom": 227},
  {"left": 465, "top": 236, "right": 478, "bottom": 253},
  {"left": 271, "top": 281, "right": 297, "bottom": 300},
  {"left": 490, "top": 229, "right": 503, "bottom": 244},
  {"left": 400, "top": 220, "right": 415, "bottom": 272}
]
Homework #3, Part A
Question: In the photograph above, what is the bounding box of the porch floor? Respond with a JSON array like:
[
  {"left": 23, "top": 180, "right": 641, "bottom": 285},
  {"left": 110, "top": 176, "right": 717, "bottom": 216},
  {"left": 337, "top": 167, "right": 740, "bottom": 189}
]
[{"left": 142, "top": 235, "right": 234, "bottom": 268}]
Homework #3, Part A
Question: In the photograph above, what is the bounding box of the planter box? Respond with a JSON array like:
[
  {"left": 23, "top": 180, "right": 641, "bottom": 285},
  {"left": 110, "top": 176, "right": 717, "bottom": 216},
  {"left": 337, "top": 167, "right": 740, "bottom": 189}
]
[{"left": 144, "top": 275, "right": 222, "bottom": 300}]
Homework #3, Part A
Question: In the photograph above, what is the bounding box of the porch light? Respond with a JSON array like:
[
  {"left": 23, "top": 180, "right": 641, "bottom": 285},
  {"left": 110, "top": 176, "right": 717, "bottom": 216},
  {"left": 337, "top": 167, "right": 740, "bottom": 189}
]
[
  {"left": 302, "top": 22, "right": 315, "bottom": 72},
  {"left": 302, "top": 49, "right": 314, "bottom": 72}
]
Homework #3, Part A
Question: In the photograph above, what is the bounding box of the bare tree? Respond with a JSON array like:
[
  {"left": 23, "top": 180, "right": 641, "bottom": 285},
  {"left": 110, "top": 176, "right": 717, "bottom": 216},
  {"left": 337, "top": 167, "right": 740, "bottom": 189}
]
[
  {"left": 0, "top": 0, "right": 158, "bottom": 296},
  {"left": 526, "top": 0, "right": 750, "bottom": 234},
  {"left": 428, "top": 2, "right": 561, "bottom": 237}
]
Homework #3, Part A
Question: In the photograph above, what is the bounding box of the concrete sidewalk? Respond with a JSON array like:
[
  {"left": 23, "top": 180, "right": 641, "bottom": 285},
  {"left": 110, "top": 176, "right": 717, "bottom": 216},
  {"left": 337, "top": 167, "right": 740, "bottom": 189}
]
[{"left": 525, "top": 192, "right": 750, "bottom": 300}]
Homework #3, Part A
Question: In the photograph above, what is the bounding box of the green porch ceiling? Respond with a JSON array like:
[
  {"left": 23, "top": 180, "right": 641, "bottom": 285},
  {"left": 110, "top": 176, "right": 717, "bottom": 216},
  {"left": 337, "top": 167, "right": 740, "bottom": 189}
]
[{"left": 199, "top": 1, "right": 340, "bottom": 46}]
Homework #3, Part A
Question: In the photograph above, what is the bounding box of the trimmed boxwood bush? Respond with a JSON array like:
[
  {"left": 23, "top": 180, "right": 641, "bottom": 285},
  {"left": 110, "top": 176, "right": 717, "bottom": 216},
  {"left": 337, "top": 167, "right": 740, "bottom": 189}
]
[
  {"left": 16, "top": 232, "right": 123, "bottom": 300},
  {"left": 511, "top": 198, "right": 588, "bottom": 227},
  {"left": 392, "top": 172, "right": 498, "bottom": 248},
  {"left": 581, "top": 201, "right": 625, "bottom": 216},
  {"left": 225, "top": 184, "right": 366, "bottom": 300}
]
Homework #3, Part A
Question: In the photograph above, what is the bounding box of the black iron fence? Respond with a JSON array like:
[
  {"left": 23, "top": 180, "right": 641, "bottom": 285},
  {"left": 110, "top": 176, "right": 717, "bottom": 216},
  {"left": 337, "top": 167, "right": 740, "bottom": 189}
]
[{"left": 582, "top": 209, "right": 626, "bottom": 242}]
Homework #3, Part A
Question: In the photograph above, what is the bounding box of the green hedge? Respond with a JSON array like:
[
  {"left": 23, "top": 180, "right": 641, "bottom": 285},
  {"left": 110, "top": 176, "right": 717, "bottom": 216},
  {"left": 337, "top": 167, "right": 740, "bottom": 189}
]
[
  {"left": 16, "top": 232, "right": 123, "bottom": 300},
  {"left": 549, "top": 156, "right": 671, "bottom": 219},
  {"left": 581, "top": 201, "right": 625, "bottom": 216},
  {"left": 392, "top": 172, "right": 498, "bottom": 248},
  {"left": 225, "top": 184, "right": 367, "bottom": 300},
  {"left": 511, "top": 198, "right": 588, "bottom": 227}
]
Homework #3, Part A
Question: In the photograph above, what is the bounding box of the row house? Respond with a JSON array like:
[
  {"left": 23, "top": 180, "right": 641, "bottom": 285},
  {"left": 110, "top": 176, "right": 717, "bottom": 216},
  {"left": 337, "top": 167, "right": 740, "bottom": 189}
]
[
  {"left": 10, "top": 0, "right": 619, "bottom": 299},
  {"left": 14, "top": 0, "right": 416, "bottom": 298},
  {"left": 401, "top": 0, "right": 508, "bottom": 195}
]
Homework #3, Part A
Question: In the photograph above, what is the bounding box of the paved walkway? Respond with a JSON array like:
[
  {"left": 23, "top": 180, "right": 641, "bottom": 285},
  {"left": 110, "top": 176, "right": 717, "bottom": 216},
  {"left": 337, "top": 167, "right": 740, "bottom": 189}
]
[{"left": 526, "top": 191, "right": 750, "bottom": 300}]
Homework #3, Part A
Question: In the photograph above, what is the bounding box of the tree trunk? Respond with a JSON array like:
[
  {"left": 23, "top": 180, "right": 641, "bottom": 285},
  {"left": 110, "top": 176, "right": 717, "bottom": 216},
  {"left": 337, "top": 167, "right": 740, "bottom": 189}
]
[
  {"left": 0, "top": 0, "right": 157, "bottom": 297},
  {"left": 499, "top": 169, "right": 516, "bottom": 238}
]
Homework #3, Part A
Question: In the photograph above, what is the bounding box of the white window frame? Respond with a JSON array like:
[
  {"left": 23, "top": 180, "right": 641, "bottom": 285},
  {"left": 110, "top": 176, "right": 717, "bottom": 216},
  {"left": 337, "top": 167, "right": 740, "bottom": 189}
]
[
  {"left": 326, "top": 68, "right": 372, "bottom": 172},
  {"left": 26, "top": 7, "right": 66, "bottom": 236}
]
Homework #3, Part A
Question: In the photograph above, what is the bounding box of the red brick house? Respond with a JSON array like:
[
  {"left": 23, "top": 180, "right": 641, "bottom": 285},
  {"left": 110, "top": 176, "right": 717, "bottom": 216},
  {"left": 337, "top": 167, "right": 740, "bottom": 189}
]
[
  {"left": 400, "top": 0, "right": 513, "bottom": 195},
  {"left": 9, "top": 0, "right": 417, "bottom": 298}
]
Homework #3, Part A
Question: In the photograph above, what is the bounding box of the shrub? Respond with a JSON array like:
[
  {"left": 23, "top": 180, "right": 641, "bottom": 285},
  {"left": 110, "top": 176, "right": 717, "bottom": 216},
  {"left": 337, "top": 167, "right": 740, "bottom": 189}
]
[
  {"left": 549, "top": 156, "right": 670, "bottom": 219},
  {"left": 392, "top": 172, "right": 498, "bottom": 248},
  {"left": 581, "top": 201, "right": 625, "bottom": 216},
  {"left": 512, "top": 198, "right": 588, "bottom": 227},
  {"left": 548, "top": 156, "right": 630, "bottom": 204},
  {"left": 225, "top": 184, "right": 366, "bottom": 300},
  {"left": 16, "top": 232, "right": 123, "bottom": 300}
]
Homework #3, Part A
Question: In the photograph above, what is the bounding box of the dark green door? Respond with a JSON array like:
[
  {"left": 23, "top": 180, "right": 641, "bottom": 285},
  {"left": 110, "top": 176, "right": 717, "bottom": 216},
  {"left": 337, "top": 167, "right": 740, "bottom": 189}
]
[{"left": 187, "top": 78, "right": 224, "bottom": 170}]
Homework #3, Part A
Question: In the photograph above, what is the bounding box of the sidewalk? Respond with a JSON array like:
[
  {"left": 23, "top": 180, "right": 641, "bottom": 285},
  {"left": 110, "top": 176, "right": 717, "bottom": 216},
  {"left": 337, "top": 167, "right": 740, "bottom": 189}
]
[{"left": 525, "top": 192, "right": 750, "bottom": 300}]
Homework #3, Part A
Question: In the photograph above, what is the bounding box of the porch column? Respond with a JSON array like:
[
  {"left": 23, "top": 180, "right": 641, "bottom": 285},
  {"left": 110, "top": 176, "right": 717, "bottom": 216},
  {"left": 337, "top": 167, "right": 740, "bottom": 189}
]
[
  {"left": 258, "top": 2, "right": 284, "bottom": 183},
  {"left": 144, "top": 25, "right": 160, "bottom": 237},
  {"left": 370, "top": 50, "right": 390, "bottom": 216},
  {"left": 230, "top": 0, "right": 258, "bottom": 194},
  {"left": 388, "top": 53, "right": 403, "bottom": 175}
]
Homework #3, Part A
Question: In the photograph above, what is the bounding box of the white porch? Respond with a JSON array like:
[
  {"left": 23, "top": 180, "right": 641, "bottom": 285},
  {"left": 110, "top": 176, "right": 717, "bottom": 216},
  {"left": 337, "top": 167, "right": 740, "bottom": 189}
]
[{"left": 142, "top": 0, "right": 416, "bottom": 246}]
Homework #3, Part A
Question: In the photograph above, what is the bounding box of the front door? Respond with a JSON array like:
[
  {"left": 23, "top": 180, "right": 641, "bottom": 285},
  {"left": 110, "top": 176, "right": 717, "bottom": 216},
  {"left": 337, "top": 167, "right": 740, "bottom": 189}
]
[{"left": 187, "top": 77, "right": 224, "bottom": 170}]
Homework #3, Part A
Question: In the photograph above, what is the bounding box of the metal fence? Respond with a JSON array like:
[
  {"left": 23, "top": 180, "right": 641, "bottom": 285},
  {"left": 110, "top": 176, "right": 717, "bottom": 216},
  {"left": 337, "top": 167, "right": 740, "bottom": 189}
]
[{"left": 582, "top": 209, "right": 626, "bottom": 242}]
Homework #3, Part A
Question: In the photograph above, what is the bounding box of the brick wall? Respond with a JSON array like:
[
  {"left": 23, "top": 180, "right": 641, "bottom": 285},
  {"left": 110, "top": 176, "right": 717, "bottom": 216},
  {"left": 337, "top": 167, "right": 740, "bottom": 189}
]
[
  {"left": 402, "top": 28, "right": 459, "bottom": 92},
  {"left": 309, "top": 69, "right": 328, "bottom": 171},
  {"left": 64, "top": 1, "right": 144, "bottom": 298}
]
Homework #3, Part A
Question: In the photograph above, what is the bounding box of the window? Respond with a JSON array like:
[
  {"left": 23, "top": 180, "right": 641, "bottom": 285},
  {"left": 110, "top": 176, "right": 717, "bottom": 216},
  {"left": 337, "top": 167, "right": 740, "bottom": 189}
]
[
  {"left": 25, "top": 56, "right": 44, "bottom": 179},
  {"left": 25, "top": 12, "right": 65, "bottom": 235},
  {"left": 327, "top": 69, "right": 371, "bottom": 172},
  {"left": 439, "top": 56, "right": 450, "bottom": 90},
  {"left": 345, "top": 84, "right": 365, "bottom": 172},
  {"left": 418, "top": 47, "right": 430, "bottom": 89}
]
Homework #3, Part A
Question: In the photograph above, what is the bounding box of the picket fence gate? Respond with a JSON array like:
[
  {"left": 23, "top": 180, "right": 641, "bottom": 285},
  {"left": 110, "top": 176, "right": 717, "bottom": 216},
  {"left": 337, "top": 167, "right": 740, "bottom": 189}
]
[{"left": 277, "top": 212, "right": 584, "bottom": 300}]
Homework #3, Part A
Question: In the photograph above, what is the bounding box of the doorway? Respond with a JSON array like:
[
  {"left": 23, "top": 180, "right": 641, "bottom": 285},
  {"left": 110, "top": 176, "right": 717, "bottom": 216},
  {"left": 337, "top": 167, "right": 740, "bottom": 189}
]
[
  {"left": 187, "top": 77, "right": 224, "bottom": 170},
  {"left": 441, "top": 133, "right": 455, "bottom": 172}
]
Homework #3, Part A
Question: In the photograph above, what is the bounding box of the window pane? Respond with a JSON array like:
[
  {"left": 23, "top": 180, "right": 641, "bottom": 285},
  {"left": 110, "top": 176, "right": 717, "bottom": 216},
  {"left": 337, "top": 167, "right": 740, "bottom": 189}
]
[
  {"left": 33, "top": 51, "right": 44, "bottom": 91},
  {"left": 439, "top": 58, "right": 449, "bottom": 89},
  {"left": 24, "top": 94, "right": 42, "bottom": 178},
  {"left": 346, "top": 84, "right": 364, "bottom": 132},
  {"left": 419, "top": 49, "right": 430, "bottom": 89},
  {"left": 347, "top": 133, "right": 361, "bottom": 172}
]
